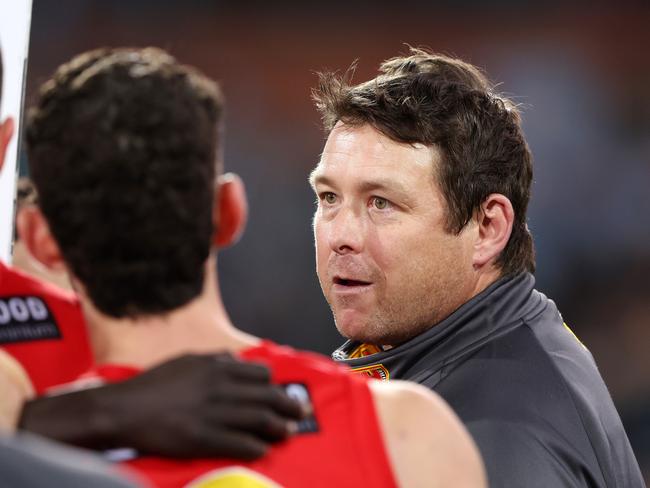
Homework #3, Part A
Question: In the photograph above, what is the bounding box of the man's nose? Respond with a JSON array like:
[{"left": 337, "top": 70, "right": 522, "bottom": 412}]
[{"left": 328, "top": 207, "right": 364, "bottom": 254}]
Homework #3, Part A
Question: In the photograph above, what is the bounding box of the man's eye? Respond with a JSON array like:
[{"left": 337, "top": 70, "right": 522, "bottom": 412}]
[
  {"left": 372, "top": 197, "right": 389, "bottom": 210},
  {"left": 322, "top": 192, "right": 337, "bottom": 204}
]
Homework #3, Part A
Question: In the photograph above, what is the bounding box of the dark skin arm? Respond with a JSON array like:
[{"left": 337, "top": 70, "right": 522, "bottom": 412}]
[{"left": 19, "top": 353, "right": 304, "bottom": 459}]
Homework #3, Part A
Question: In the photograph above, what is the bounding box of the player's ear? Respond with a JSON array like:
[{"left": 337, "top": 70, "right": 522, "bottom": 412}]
[
  {"left": 212, "top": 172, "right": 248, "bottom": 248},
  {"left": 0, "top": 118, "right": 15, "bottom": 172},
  {"left": 16, "top": 206, "right": 66, "bottom": 271},
  {"left": 472, "top": 193, "right": 514, "bottom": 269}
]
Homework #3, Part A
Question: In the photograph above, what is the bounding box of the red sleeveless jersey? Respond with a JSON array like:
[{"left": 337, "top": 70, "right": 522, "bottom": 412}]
[
  {"left": 0, "top": 262, "right": 93, "bottom": 394},
  {"left": 86, "top": 341, "right": 398, "bottom": 488}
]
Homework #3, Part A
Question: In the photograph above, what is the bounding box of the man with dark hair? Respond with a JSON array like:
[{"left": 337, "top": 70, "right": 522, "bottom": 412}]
[
  {"left": 27, "top": 47, "right": 224, "bottom": 321},
  {"left": 311, "top": 49, "right": 643, "bottom": 487},
  {"left": 1, "top": 39, "right": 138, "bottom": 488},
  {"left": 23, "top": 47, "right": 485, "bottom": 487},
  {"left": 0, "top": 41, "right": 302, "bottom": 460}
]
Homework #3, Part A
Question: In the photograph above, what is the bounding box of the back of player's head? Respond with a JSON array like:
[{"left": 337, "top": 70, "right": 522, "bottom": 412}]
[
  {"left": 313, "top": 48, "right": 535, "bottom": 277},
  {"left": 26, "top": 48, "right": 224, "bottom": 318}
]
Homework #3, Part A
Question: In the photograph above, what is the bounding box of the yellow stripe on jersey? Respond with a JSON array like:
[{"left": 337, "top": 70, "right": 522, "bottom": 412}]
[{"left": 185, "top": 467, "right": 282, "bottom": 488}]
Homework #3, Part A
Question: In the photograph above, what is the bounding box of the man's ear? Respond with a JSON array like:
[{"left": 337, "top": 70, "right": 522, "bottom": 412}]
[
  {"left": 0, "top": 118, "right": 15, "bottom": 172},
  {"left": 472, "top": 193, "right": 514, "bottom": 269},
  {"left": 212, "top": 173, "right": 248, "bottom": 248},
  {"left": 16, "top": 206, "right": 66, "bottom": 271}
]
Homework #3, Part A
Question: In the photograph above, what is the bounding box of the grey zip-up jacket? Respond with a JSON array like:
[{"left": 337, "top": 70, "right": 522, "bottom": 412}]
[{"left": 333, "top": 273, "right": 644, "bottom": 487}]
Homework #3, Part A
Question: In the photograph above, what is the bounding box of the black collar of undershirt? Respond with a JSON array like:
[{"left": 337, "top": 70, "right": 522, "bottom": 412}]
[{"left": 331, "top": 272, "right": 549, "bottom": 383}]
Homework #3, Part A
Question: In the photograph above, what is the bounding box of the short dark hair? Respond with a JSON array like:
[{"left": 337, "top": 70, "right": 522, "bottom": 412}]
[
  {"left": 313, "top": 49, "right": 535, "bottom": 276},
  {"left": 26, "top": 48, "right": 224, "bottom": 318}
]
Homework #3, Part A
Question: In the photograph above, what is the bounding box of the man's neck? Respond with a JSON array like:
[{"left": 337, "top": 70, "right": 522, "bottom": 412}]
[
  {"left": 471, "top": 267, "right": 502, "bottom": 301},
  {"left": 79, "top": 256, "right": 260, "bottom": 369}
]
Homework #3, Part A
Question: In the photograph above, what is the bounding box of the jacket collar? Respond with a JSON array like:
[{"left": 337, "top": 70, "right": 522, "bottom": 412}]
[{"left": 332, "top": 272, "right": 548, "bottom": 382}]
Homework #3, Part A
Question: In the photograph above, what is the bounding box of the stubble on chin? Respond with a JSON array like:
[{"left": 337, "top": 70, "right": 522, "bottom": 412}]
[
  {"left": 339, "top": 284, "right": 444, "bottom": 347},
  {"left": 332, "top": 305, "right": 426, "bottom": 347}
]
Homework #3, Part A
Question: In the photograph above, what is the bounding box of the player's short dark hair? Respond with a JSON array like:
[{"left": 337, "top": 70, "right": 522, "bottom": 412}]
[
  {"left": 26, "top": 47, "right": 224, "bottom": 318},
  {"left": 313, "top": 49, "right": 535, "bottom": 276}
]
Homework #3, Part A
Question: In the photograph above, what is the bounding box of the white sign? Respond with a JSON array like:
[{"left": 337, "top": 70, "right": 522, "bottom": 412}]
[{"left": 0, "top": 0, "right": 32, "bottom": 262}]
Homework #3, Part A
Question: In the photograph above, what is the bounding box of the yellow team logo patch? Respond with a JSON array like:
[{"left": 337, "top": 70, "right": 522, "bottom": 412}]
[
  {"left": 350, "top": 363, "right": 390, "bottom": 381},
  {"left": 348, "top": 343, "right": 390, "bottom": 380},
  {"left": 185, "top": 467, "right": 283, "bottom": 488},
  {"left": 349, "top": 343, "right": 382, "bottom": 359}
]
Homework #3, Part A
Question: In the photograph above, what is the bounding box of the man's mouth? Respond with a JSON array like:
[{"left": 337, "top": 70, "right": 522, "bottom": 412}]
[{"left": 333, "top": 276, "right": 372, "bottom": 287}]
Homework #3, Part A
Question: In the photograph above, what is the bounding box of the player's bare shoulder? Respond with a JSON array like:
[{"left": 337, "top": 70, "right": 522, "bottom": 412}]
[
  {"left": 0, "top": 349, "right": 34, "bottom": 431},
  {"left": 369, "top": 380, "right": 486, "bottom": 488}
]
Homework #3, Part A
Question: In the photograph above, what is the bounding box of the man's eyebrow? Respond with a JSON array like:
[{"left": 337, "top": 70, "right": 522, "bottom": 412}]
[
  {"left": 310, "top": 173, "right": 415, "bottom": 204},
  {"left": 308, "top": 171, "right": 334, "bottom": 189},
  {"left": 357, "top": 178, "right": 410, "bottom": 196}
]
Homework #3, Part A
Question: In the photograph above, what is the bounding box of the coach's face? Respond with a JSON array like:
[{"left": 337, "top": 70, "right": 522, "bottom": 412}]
[{"left": 311, "top": 123, "right": 477, "bottom": 346}]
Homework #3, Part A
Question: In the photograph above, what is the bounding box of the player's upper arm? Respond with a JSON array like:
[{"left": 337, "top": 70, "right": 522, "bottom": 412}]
[
  {"left": 370, "top": 379, "right": 486, "bottom": 488},
  {"left": 0, "top": 349, "right": 34, "bottom": 432}
]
